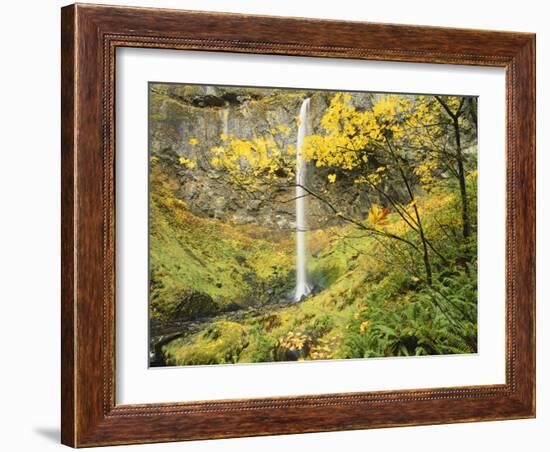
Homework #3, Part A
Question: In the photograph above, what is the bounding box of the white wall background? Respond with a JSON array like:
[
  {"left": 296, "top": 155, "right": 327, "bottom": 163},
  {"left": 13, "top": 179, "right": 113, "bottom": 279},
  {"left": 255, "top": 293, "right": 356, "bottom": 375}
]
[{"left": 0, "top": 1, "right": 545, "bottom": 450}]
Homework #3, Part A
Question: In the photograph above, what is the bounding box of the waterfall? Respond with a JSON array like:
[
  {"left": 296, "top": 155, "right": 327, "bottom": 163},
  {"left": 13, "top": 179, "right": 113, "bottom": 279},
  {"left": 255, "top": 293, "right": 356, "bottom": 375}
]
[
  {"left": 294, "top": 98, "right": 312, "bottom": 301},
  {"left": 221, "top": 108, "right": 229, "bottom": 136}
]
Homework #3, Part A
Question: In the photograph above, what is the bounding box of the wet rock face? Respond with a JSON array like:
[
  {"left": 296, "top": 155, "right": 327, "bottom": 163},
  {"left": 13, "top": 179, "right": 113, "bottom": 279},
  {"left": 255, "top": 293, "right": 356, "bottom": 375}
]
[{"left": 149, "top": 84, "right": 377, "bottom": 230}]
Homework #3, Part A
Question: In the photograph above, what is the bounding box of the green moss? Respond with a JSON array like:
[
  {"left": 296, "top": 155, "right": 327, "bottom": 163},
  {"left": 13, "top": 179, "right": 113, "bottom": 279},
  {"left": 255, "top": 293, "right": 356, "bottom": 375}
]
[
  {"left": 153, "top": 165, "right": 477, "bottom": 363},
  {"left": 149, "top": 166, "right": 294, "bottom": 321},
  {"left": 163, "top": 321, "right": 249, "bottom": 366}
]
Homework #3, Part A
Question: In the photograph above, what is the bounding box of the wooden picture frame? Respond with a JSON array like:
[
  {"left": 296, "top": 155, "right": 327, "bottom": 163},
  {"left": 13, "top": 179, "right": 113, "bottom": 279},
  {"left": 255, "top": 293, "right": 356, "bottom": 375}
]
[{"left": 61, "top": 3, "right": 535, "bottom": 447}]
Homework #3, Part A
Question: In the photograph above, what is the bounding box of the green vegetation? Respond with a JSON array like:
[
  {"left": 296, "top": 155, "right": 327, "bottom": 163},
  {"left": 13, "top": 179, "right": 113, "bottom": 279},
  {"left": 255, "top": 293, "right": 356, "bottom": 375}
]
[
  {"left": 150, "top": 88, "right": 478, "bottom": 366},
  {"left": 155, "top": 171, "right": 477, "bottom": 365},
  {"left": 164, "top": 321, "right": 249, "bottom": 366},
  {"left": 149, "top": 166, "right": 294, "bottom": 321}
]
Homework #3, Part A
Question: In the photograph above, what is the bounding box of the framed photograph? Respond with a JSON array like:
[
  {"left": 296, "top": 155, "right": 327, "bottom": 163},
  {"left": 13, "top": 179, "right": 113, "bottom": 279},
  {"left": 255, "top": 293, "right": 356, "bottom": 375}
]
[{"left": 61, "top": 3, "right": 535, "bottom": 447}]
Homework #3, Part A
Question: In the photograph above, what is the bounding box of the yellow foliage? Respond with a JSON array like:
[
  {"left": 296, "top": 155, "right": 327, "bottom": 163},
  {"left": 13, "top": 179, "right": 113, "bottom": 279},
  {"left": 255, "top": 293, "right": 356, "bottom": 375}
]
[
  {"left": 309, "top": 335, "right": 340, "bottom": 360},
  {"left": 414, "top": 158, "right": 438, "bottom": 190},
  {"left": 277, "top": 125, "right": 290, "bottom": 135},
  {"left": 188, "top": 137, "right": 199, "bottom": 146},
  {"left": 309, "top": 344, "right": 330, "bottom": 360},
  {"left": 210, "top": 133, "right": 293, "bottom": 189},
  {"left": 178, "top": 156, "right": 196, "bottom": 169},
  {"left": 278, "top": 331, "right": 308, "bottom": 351},
  {"left": 359, "top": 319, "right": 371, "bottom": 333},
  {"left": 207, "top": 91, "right": 466, "bottom": 200},
  {"left": 368, "top": 204, "right": 390, "bottom": 229},
  {"left": 302, "top": 93, "right": 415, "bottom": 173}
]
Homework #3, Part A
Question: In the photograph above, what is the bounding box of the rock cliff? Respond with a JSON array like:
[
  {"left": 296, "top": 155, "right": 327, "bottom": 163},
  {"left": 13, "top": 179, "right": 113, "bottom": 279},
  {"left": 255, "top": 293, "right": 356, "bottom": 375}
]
[{"left": 149, "top": 83, "right": 377, "bottom": 230}]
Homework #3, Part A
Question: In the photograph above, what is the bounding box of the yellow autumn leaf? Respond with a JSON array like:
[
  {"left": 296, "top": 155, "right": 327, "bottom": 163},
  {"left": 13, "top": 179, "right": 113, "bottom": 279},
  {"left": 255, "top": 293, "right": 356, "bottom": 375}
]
[
  {"left": 359, "top": 320, "right": 371, "bottom": 333},
  {"left": 327, "top": 174, "right": 336, "bottom": 183},
  {"left": 277, "top": 125, "right": 290, "bottom": 135},
  {"left": 368, "top": 204, "right": 390, "bottom": 228},
  {"left": 178, "top": 156, "right": 196, "bottom": 169}
]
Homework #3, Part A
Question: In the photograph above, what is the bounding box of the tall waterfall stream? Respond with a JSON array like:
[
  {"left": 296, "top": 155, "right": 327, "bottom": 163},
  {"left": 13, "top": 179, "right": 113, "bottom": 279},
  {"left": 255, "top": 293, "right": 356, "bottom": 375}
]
[{"left": 294, "top": 98, "right": 312, "bottom": 301}]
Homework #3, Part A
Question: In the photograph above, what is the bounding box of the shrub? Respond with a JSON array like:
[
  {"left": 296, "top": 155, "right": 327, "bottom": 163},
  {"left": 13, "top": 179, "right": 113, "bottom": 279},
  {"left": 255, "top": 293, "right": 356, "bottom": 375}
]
[
  {"left": 303, "top": 315, "right": 334, "bottom": 339},
  {"left": 343, "top": 270, "right": 477, "bottom": 358},
  {"left": 247, "top": 324, "right": 277, "bottom": 363}
]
